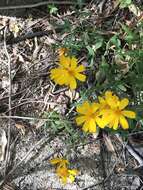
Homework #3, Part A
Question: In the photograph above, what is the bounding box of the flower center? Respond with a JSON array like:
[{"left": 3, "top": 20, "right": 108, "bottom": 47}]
[
  {"left": 57, "top": 167, "right": 68, "bottom": 176},
  {"left": 88, "top": 112, "right": 97, "bottom": 119},
  {"left": 67, "top": 69, "right": 75, "bottom": 76},
  {"left": 115, "top": 109, "right": 121, "bottom": 116}
]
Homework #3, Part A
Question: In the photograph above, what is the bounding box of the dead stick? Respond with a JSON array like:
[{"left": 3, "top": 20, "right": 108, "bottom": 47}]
[
  {"left": 0, "top": 1, "right": 86, "bottom": 10},
  {"left": 126, "top": 143, "right": 143, "bottom": 166},
  {"left": 3, "top": 26, "right": 12, "bottom": 176}
]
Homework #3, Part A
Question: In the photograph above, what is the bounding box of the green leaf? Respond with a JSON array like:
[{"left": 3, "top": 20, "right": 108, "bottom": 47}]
[
  {"left": 121, "top": 24, "right": 136, "bottom": 43},
  {"left": 93, "top": 38, "right": 103, "bottom": 51},
  {"left": 119, "top": 0, "right": 132, "bottom": 8},
  {"left": 117, "top": 84, "right": 127, "bottom": 92},
  {"left": 110, "top": 35, "right": 121, "bottom": 48},
  {"left": 86, "top": 45, "right": 95, "bottom": 56},
  {"left": 48, "top": 5, "right": 58, "bottom": 14}
]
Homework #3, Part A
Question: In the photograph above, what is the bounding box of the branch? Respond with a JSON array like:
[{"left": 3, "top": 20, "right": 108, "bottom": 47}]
[
  {"left": 3, "top": 26, "right": 12, "bottom": 176},
  {"left": 126, "top": 143, "right": 143, "bottom": 166},
  {"left": 0, "top": 1, "right": 86, "bottom": 10}
]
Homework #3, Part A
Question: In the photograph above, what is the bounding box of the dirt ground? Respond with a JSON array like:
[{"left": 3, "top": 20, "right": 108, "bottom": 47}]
[{"left": 0, "top": 1, "right": 143, "bottom": 190}]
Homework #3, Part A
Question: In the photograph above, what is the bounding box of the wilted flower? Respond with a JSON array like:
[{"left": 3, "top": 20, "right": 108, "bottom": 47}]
[
  {"left": 50, "top": 157, "right": 78, "bottom": 184},
  {"left": 56, "top": 166, "right": 78, "bottom": 184}
]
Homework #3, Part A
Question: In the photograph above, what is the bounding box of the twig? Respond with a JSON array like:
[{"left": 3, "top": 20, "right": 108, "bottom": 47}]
[
  {"left": 126, "top": 143, "right": 143, "bottom": 166},
  {"left": 3, "top": 26, "right": 12, "bottom": 176},
  {"left": 0, "top": 1, "right": 86, "bottom": 10},
  {"left": 4, "top": 100, "right": 59, "bottom": 113},
  {"left": 100, "top": 139, "right": 107, "bottom": 189},
  {"left": 0, "top": 115, "right": 73, "bottom": 123},
  {"left": 66, "top": 97, "right": 82, "bottom": 116},
  {"left": 116, "top": 134, "right": 143, "bottom": 166},
  {"left": 0, "top": 115, "right": 52, "bottom": 121},
  {"left": 5, "top": 31, "right": 50, "bottom": 45}
]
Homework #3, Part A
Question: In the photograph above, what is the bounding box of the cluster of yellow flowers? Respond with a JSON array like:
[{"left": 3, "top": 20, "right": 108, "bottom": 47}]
[
  {"left": 50, "top": 48, "right": 136, "bottom": 133},
  {"left": 50, "top": 158, "right": 78, "bottom": 184},
  {"left": 49, "top": 49, "right": 136, "bottom": 185},
  {"left": 50, "top": 48, "right": 86, "bottom": 90},
  {"left": 76, "top": 91, "right": 136, "bottom": 133}
]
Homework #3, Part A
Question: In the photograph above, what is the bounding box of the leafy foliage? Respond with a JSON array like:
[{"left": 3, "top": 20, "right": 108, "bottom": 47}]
[{"left": 48, "top": 1, "right": 143, "bottom": 144}]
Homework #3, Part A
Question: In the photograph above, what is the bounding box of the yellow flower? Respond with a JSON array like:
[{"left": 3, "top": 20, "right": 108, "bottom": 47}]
[
  {"left": 76, "top": 101, "right": 105, "bottom": 133},
  {"left": 50, "top": 158, "right": 69, "bottom": 167},
  {"left": 98, "top": 91, "right": 119, "bottom": 110},
  {"left": 59, "top": 48, "right": 68, "bottom": 57},
  {"left": 50, "top": 157, "right": 78, "bottom": 184},
  {"left": 50, "top": 55, "right": 86, "bottom": 89},
  {"left": 56, "top": 165, "right": 69, "bottom": 184},
  {"left": 56, "top": 166, "right": 78, "bottom": 184},
  {"left": 100, "top": 91, "right": 136, "bottom": 130},
  {"left": 68, "top": 169, "right": 78, "bottom": 183}
]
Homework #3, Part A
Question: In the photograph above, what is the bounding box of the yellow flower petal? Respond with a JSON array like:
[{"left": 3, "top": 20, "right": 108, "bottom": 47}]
[
  {"left": 106, "top": 98, "right": 114, "bottom": 108},
  {"left": 104, "top": 91, "right": 119, "bottom": 109},
  {"left": 108, "top": 120, "right": 114, "bottom": 128},
  {"left": 68, "top": 169, "right": 78, "bottom": 183},
  {"left": 50, "top": 68, "right": 69, "bottom": 85},
  {"left": 76, "top": 101, "right": 90, "bottom": 114},
  {"left": 50, "top": 158, "right": 62, "bottom": 165},
  {"left": 113, "top": 117, "right": 119, "bottom": 130},
  {"left": 88, "top": 119, "right": 96, "bottom": 133},
  {"left": 57, "top": 77, "right": 67, "bottom": 85},
  {"left": 82, "top": 119, "right": 96, "bottom": 133},
  {"left": 105, "top": 91, "right": 112, "bottom": 97},
  {"left": 70, "top": 57, "right": 78, "bottom": 69},
  {"left": 50, "top": 158, "right": 69, "bottom": 165},
  {"left": 107, "top": 97, "right": 119, "bottom": 109},
  {"left": 76, "top": 116, "right": 86, "bottom": 125},
  {"left": 119, "top": 116, "right": 129, "bottom": 129},
  {"left": 122, "top": 110, "right": 136, "bottom": 118},
  {"left": 76, "top": 65, "right": 85, "bottom": 72},
  {"left": 69, "top": 77, "right": 77, "bottom": 89},
  {"left": 50, "top": 68, "right": 61, "bottom": 78},
  {"left": 91, "top": 103, "right": 100, "bottom": 113},
  {"left": 82, "top": 121, "right": 89, "bottom": 132},
  {"left": 69, "top": 175, "right": 75, "bottom": 183},
  {"left": 96, "top": 117, "right": 107, "bottom": 128},
  {"left": 59, "top": 55, "right": 70, "bottom": 68},
  {"left": 68, "top": 169, "right": 78, "bottom": 175},
  {"left": 75, "top": 73, "right": 86, "bottom": 81},
  {"left": 99, "top": 109, "right": 113, "bottom": 118},
  {"left": 62, "top": 176, "right": 67, "bottom": 184},
  {"left": 98, "top": 96, "right": 106, "bottom": 104},
  {"left": 119, "top": 98, "right": 129, "bottom": 110}
]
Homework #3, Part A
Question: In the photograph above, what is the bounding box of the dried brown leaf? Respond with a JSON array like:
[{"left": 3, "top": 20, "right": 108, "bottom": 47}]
[{"left": 15, "top": 123, "right": 26, "bottom": 135}]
